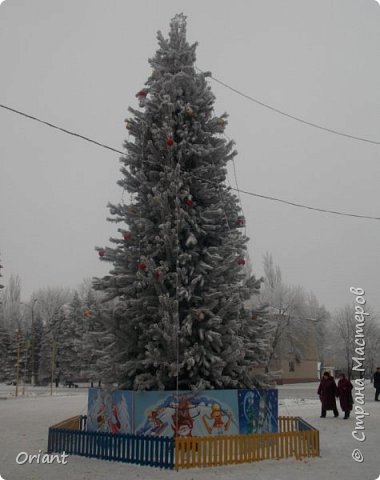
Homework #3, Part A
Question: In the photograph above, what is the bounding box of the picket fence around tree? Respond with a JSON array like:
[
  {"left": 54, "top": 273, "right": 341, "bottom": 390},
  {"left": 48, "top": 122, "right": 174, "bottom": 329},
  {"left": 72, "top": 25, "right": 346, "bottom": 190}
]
[
  {"left": 47, "top": 414, "right": 319, "bottom": 469},
  {"left": 47, "top": 387, "right": 319, "bottom": 469}
]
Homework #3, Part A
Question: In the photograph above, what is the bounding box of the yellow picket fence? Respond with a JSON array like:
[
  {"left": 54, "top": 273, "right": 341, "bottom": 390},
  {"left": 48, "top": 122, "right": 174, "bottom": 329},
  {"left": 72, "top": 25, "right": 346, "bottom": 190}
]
[
  {"left": 51, "top": 415, "right": 83, "bottom": 431},
  {"left": 175, "top": 416, "right": 319, "bottom": 469}
]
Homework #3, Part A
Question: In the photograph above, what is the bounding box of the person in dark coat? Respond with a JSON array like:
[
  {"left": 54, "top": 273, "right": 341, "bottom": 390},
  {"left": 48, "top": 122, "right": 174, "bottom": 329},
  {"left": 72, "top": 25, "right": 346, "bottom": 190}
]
[
  {"left": 374, "top": 367, "right": 380, "bottom": 401},
  {"left": 317, "top": 371, "right": 339, "bottom": 417},
  {"left": 336, "top": 373, "right": 353, "bottom": 419}
]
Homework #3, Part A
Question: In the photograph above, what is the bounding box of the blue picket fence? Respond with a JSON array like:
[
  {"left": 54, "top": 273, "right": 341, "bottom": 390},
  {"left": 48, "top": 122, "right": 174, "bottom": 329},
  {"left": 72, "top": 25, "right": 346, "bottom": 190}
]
[{"left": 47, "top": 416, "right": 174, "bottom": 469}]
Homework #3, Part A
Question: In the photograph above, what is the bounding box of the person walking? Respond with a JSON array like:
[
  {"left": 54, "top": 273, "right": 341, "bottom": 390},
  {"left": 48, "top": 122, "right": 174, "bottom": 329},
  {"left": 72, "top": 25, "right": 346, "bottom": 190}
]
[
  {"left": 318, "top": 371, "right": 339, "bottom": 418},
  {"left": 336, "top": 373, "right": 353, "bottom": 419},
  {"left": 374, "top": 367, "right": 380, "bottom": 401}
]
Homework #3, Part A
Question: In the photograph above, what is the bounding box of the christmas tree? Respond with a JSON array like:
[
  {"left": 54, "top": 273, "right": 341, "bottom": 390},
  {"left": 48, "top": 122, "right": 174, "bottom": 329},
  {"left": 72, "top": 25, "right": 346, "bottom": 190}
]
[
  {"left": 93, "top": 14, "right": 269, "bottom": 390},
  {"left": 0, "top": 254, "right": 4, "bottom": 291}
]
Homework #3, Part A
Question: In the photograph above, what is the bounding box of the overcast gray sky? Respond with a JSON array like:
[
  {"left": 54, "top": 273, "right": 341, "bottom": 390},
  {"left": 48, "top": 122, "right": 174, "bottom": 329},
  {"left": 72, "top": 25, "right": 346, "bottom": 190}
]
[{"left": 0, "top": 0, "right": 379, "bottom": 314}]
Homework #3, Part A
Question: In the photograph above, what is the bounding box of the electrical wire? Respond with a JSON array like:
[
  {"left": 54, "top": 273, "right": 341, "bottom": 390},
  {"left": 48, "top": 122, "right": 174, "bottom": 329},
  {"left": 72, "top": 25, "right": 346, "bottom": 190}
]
[
  {"left": 224, "top": 131, "right": 248, "bottom": 235},
  {"left": 1, "top": 103, "right": 379, "bottom": 221},
  {"left": 0, "top": 103, "right": 125, "bottom": 156},
  {"left": 226, "top": 186, "right": 380, "bottom": 220},
  {"left": 195, "top": 67, "right": 380, "bottom": 146}
]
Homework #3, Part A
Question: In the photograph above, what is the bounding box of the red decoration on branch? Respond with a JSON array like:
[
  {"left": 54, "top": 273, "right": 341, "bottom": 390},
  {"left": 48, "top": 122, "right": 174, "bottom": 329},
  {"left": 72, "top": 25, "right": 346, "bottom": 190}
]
[
  {"left": 185, "top": 198, "right": 193, "bottom": 207},
  {"left": 238, "top": 258, "right": 246, "bottom": 266},
  {"left": 138, "top": 262, "right": 147, "bottom": 271},
  {"left": 123, "top": 231, "right": 131, "bottom": 241},
  {"left": 236, "top": 216, "right": 245, "bottom": 226},
  {"left": 166, "top": 136, "right": 174, "bottom": 146},
  {"left": 136, "top": 89, "right": 147, "bottom": 98},
  {"left": 98, "top": 248, "right": 105, "bottom": 257},
  {"left": 154, "top": 270, "right": 161, "bottom": 279}
]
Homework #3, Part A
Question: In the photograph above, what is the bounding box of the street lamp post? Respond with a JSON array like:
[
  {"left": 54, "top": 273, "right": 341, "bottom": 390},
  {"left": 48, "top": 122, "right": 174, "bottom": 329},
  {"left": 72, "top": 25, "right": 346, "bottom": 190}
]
[
  {"left": 30, "top": 298, "right": 37, "bottom": 386},
  {"left": 15, "top": 328, "right": 21, "bottom": 397},
  {"left": 50, "top": 337, "right": 56, "bottom": 396}
]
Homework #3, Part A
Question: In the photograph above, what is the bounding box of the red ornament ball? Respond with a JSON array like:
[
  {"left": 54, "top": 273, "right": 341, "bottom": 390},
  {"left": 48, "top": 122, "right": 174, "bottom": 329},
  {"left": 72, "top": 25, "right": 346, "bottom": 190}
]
[
  {"left": 98, "top": 248, "right": 105, "bottom": 257},
  {"left": 236, "top": 216, "right": 245, "bottom": 226},
  {"left": 136, "top": 89, "right": 147, "bottom": 97},
  {"left": 166, "top": 136, "right": 174, "bottom": 146},
  {"left": 123, "top": 231, "right": 131, "bottom": 241},
  {"left": 154, "top": 270, "right": 161, "bottom": 279},
  {"left": 138, "top": 262, "right": 147, "bottom": 271},
  {"left": 238, "top": 258, "right": 246, "bottom": 266},
  {"left": 185, "top": 198, "right": 193, "bottom": 207}
]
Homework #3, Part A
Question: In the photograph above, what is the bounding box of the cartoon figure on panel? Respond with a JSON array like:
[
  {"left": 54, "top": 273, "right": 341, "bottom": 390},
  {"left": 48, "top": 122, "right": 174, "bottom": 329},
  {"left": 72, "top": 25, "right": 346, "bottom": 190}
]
[
  {"left": 171, "top": 395, "right": 200, "bottom": 437},
  {"left": 202, "top": 403, "right": 232, "bottom": 435}
]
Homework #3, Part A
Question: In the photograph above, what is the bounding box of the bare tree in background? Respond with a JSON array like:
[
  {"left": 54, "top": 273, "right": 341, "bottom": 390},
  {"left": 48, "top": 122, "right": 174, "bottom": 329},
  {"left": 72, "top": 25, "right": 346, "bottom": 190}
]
[
  {"left": 364, "top": 313, "right": 380, "bottom": 379},
  {"left": 258, "top": 253, "right": 328, "bottom": 373},
  {"left": 334, "top": 306, "right": 355, "bottom": 377},
  {"left": 333, "top": 305, "right": 380, "bottom": 379},
  {"left": 32, "top": 287, "right": 72, "bottom": 327},
  {"left": 306, "top": 291, "right": 330, "bottom": 375},
  {"left": 32, "top": 287, "right": 72, "bottom": 385},
  {"left": 259, "top": 254, "right": 305, "bottom": 367},
  {"left": 2, "top": 274, "right": 22, "bottom": 330}
]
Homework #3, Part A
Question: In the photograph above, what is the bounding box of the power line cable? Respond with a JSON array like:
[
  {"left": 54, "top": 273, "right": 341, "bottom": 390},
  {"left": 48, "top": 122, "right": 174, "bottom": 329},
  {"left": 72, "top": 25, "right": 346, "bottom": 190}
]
[
  {"left": 195, "top": 67, "right": 380, "bottom": 146},
  {"left": 208, "top": 181, "right": 380, "bottom": 221},
  {"left": 223, "top": 131, "right": 247, "bottom": 231},
  {"left": 223, "top": 131, "right": 252, "bottom": 268},
  {"left": 0, "top": 103, "right": 125, "bottom": 156},
  {"left": 221, "top": 131, "right": 380, "bottom": 220},
  {"left": 1, "top": 103, "right": 379, "bottom": 221}
]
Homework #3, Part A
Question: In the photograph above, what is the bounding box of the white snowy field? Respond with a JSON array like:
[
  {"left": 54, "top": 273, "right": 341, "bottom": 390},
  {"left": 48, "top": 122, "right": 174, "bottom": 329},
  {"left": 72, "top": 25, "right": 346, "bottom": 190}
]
[{"left": 0, "top": 382, "right": 379, "bottom": 480}]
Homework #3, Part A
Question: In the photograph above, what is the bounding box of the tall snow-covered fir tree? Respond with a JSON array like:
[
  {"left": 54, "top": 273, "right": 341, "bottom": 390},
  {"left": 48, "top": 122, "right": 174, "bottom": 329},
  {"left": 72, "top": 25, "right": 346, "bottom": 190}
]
[
  {"left": 0, "top": 254, "right": 4, "bottom": 291},
  {"left": 93, "top": 14, "right": 269, "bottom": 391}
]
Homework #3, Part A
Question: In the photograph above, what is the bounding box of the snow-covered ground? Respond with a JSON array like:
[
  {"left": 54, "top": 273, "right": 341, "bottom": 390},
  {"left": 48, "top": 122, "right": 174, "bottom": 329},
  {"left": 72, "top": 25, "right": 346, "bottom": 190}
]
[{"left": 0, "top": 382, "right": 379, "bottom": 480}]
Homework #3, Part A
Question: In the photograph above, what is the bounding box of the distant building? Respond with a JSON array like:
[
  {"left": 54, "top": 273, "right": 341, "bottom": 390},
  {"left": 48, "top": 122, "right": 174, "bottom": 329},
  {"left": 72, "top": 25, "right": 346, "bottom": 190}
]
[{"left": 266, "top": 317, "right": 320, "bottom": 384}]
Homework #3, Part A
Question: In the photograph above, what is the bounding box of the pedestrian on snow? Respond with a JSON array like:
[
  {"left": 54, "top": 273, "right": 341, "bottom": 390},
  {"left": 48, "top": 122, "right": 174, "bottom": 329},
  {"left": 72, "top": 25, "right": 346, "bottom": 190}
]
[
  {"left": 374, "top": 367, "right": 380, "bottom": 401},
  {"left": 336, "top": 373, "right": 353, "bottom": 419},
  {"left": 318, "top": 371, "right": 339, "bottom": 418}
]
